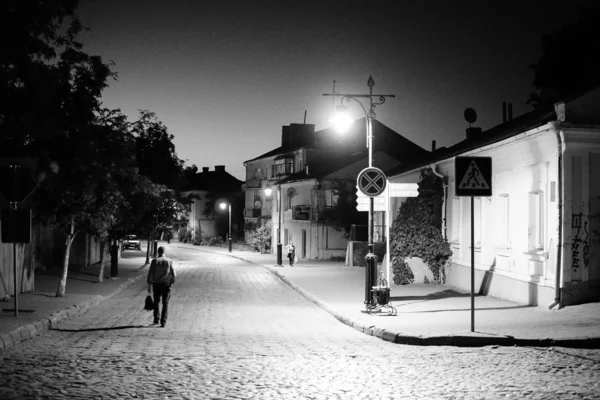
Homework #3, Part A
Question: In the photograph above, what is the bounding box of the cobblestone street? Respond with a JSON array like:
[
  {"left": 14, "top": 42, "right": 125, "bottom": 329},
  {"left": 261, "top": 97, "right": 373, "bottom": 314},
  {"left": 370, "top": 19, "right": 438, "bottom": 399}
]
[{"left": 1, "top": 249, "right": 599, "bottom": 399}]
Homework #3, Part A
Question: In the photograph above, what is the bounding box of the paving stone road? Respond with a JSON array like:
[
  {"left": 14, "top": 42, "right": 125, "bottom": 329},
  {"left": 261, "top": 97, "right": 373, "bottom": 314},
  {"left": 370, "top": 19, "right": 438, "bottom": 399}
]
[{"left": 1, "top": 248, "right": 599, "bottom": 400}]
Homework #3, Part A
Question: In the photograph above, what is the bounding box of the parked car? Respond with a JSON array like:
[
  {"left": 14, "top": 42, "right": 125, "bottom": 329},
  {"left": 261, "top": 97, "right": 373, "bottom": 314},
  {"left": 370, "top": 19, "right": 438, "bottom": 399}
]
[{"left": 123, "top": 235, "right": 142, "bottom": 250}]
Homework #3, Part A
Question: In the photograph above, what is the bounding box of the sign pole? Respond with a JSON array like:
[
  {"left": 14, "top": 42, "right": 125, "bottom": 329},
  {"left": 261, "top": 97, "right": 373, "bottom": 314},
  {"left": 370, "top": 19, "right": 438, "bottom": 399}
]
[
  {"left": 11, "top": 165, "right": 19, "bottom": 317},
  {"left": 470, "top": 196, "right": 474, "bottom": 332}
]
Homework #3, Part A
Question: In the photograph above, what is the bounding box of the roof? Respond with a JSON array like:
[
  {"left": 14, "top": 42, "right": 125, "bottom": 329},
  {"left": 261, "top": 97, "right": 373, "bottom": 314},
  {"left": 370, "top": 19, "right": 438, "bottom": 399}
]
[
  {"left": 386, "top": 104, "right": 557, "bottom": 177},
  {"left": 244, "top": 118, "right": 429, "bottom": 165},
  {"left": 182, "top": 169, "right": 243, "bottom": 192}
]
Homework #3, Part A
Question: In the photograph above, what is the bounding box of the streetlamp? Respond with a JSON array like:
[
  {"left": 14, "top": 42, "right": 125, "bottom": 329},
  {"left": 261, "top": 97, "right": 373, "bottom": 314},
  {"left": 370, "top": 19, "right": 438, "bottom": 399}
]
[
  {"left": 219, "top": 202, "right": 232, "bottom": 252},
  {"left": 323, "top": 76, "right": 395, "bottom": 306},
  {"left": 264, "top": 186, "right": 282, "bottom": 266}
]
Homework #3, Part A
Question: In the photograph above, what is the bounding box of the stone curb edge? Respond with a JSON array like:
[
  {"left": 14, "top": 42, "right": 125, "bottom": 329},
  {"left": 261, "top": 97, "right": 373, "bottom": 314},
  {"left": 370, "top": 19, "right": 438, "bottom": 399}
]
[
  {"left": 261, "top": 265, "right": 600, "bottom": 349},
  {"left": 0, "top": 265, "right": 148, "bottom": 352}
]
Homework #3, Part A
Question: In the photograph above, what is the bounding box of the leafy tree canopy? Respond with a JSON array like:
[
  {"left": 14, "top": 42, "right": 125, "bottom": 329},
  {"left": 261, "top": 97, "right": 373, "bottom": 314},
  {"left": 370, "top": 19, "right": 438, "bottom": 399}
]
[{"left": 528, "top": 2, "right": 600, "bottom": 108}]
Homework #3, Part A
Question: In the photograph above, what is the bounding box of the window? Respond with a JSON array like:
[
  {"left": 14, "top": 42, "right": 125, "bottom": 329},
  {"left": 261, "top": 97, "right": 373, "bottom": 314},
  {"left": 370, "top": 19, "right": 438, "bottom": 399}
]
[
  {"left": 325, "top": 189, "right": 339, "bottom": 207},
  {"left": 496, "top": 194, "right": 510, "bottom": 248},
  {"left": 449, "top": 197, "right": 460, "bottom": 242},
  {"left": 528, "top": 191, "right": 544, "bottom": 250}
]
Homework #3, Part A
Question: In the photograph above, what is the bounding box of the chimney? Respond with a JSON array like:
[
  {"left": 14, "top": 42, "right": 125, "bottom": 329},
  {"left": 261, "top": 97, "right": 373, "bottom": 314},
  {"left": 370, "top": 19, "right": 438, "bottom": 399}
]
[
  {"left": 281, "top": 125, "right": 290, "bottom": 149},
  {"left": 431, "top": 140, "right": 436, "bottom": 152},
  {"left": 288, "top": 123, "right": 315, "bottom": 149},
  {"left": 466, "top": 127, "right": 482, "bottom": 139},
  {"left": 502, "top": 102, "right": 507, "bottom": 123},
  {"left": 202, "top": 167, "right": 209, "bottom": 173},
  {"left": 215, "top": 165, "right": 225, "bottom": 173}
]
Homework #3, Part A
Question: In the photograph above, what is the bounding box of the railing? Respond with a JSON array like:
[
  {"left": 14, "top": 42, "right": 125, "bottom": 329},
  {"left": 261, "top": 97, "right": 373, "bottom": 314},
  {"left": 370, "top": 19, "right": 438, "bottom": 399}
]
[
  {"left": 270, "top": 162, "right": 294, "bottom": 178},
  {"left": 292, "top": 205, "right": 310, "bottom": 220},
  {"left": 244, "top": 208, "right": 261, "bottom": 218},
  {"left": 245, "top": 179, "right": 262, "bottom": 189}
]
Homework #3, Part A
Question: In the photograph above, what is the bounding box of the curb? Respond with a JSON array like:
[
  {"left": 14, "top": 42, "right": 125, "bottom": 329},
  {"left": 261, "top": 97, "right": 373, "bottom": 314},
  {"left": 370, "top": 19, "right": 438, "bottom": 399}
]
[
  {"left": 0, "top": 266, "right": 148, "bottom": 352},
  {"left": 261, "top": 264, "right": 600, "bottom": 349}
]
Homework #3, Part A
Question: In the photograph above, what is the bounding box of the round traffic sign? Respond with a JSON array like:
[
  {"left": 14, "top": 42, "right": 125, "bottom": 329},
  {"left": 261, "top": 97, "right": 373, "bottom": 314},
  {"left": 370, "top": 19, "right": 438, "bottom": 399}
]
[{"left": 357, "top": 167, "right": 387, "bottom": 197}]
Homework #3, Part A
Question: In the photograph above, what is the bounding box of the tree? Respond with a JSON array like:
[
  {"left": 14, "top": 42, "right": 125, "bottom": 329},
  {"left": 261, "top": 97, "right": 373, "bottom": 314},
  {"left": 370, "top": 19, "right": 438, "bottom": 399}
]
[
  {"left": 131, "top": 110, "right": 183, "bottom": 190},
  {"left": 327, "top": 185, "right": 367, "bottom": 238},
  {"left": 245, "top": 221, "right": 271, "bottom": 253},
  {"left": 4, "top": 1, "right": 118, "bottom": 297},
  {"left": 528, "top": 2, "right": 600, "bottom": 108}
]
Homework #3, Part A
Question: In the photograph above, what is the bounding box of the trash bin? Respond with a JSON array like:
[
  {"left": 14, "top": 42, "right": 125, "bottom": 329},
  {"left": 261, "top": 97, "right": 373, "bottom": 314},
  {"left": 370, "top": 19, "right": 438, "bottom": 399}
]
[{"left": 364, "top": 252, "right": 378, "bottom": 304}]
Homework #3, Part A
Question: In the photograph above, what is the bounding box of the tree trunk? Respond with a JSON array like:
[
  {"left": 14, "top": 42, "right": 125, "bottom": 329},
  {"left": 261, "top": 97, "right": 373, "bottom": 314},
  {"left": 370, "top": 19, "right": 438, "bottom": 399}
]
[
  {"left": 145, "top": 233, "right": 152, "bottom": 264},
  {"left": 98, "top": 240, "right": 107, "bottom": 283},
  {"left": 56, "top": 219, "right": 77, "bottom": 297}
]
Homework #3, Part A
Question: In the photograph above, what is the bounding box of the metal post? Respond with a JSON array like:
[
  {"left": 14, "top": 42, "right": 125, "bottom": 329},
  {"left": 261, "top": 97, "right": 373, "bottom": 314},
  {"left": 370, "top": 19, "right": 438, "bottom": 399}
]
[
  {"left": 322, "top": 76, "right": 394, "bottom": 308},
  {"left": 277, "top": 186, "right": 283, "bottom": 265},
  {"left": 11, "top": 165, "right": 19, "bottom": 317},
  {"left": 228, "top": 204, "right": 232, "bottom": 252},
  {"left": 471, "top": 196, "right": 475, "bottom": 332}
]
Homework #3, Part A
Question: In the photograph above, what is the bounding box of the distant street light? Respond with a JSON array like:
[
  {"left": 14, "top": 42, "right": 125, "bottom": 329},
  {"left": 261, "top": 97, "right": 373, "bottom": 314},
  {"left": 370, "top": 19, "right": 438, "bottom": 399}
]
[
  {"left": 264, "top": 186, "right": 282, "bottom": 266},
  {"left": 323, "top": 76, "right": 395, "bottom": 307},
  {"left": 219, "top": 202, "right": 232, "bottom": 252}
]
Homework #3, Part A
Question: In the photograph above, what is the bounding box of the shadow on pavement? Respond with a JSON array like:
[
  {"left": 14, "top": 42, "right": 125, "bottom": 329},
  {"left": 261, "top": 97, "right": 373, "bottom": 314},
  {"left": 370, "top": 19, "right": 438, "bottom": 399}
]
[
  {"left": 391, "top": 289, "right": 471, "bottom": 302},
  {"left": 51, "top": 325, "right": 153, "bottom": 332},
  {"left": 396, "top": 304, "right": 536, "bottom": 313}
]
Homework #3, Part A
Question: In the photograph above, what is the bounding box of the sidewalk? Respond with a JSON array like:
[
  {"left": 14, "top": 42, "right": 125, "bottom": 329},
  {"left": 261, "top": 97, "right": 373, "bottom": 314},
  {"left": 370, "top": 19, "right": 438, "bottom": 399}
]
[
  {"left": 1, "top": 242, "right": 599, "bottom": 351},
  {"left": 0, "top": 251, "right": 149, "bottom": 351}
]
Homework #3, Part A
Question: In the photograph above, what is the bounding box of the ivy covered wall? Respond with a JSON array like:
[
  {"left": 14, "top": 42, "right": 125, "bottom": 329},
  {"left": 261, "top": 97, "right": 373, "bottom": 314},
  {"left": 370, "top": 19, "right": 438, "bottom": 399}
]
[{"left": 390, "top": 168, "right": 452, "bottom": 285}]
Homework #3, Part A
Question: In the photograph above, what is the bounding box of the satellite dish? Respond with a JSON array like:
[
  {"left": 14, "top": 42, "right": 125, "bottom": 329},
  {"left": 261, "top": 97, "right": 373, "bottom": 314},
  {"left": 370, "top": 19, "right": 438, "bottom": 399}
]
[{"left": 464, "top": 108, "right": 477, "bottom": 124}]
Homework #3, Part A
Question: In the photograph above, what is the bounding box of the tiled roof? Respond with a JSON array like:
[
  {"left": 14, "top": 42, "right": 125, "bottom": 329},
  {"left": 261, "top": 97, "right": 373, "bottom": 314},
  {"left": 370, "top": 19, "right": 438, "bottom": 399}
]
[{"left": 386, "top": 104, "right": 556, "bottom": 177}]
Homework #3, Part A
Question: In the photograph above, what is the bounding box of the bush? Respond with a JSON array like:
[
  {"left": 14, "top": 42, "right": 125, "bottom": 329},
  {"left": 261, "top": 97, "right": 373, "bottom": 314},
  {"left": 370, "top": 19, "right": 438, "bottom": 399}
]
[
  {"left": 178, "top": 227, "right": 193, "bottom": 243},
  {"left": 245, "top": 221, "right": 271, "bottom": 253}
]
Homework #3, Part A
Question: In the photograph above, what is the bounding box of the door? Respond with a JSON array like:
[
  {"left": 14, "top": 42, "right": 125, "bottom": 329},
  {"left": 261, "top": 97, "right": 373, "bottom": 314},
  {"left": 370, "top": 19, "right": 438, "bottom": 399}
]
[{"left": 302, "top": 229, "right": 307, "bottom": 259}]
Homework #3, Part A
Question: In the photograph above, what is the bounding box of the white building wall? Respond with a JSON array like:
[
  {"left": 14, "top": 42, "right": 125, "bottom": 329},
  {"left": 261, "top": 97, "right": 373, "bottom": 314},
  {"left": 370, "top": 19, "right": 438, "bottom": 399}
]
[{"left": 388, "top": 124, "right": 561, "bottom": 306}]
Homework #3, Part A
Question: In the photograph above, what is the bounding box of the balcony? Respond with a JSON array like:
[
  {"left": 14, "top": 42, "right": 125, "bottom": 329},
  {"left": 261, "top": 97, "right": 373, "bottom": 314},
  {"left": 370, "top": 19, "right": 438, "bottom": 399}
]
[
  {"left": 270, "top": 162, "right": 294, "bottom": 178},
  {"left": 292, "top": 205, "right": 310, "bottom": 220},
  {"left": 245, "top": 179, "right": 262, "bottom": 189},
  {"left": 244, "top": 208, "right": 261, "bottom": 218}
]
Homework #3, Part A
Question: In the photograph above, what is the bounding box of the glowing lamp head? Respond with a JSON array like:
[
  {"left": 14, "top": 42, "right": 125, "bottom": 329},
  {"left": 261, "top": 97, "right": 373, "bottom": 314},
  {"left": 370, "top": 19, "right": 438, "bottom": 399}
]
[
  {"left": 264, "top": 187, "right": 273, "bottom": 197},
  {"left": 219, "top": 202, "right": 227, "bottom": 210},
  {"left": 329, "top": 105, "right": 353, "bottom": 133}
]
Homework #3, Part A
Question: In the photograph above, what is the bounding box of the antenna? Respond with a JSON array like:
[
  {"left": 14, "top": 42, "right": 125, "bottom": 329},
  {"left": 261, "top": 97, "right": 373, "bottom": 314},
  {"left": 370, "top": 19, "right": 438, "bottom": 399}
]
[{"left": 332, "top": 80, "right": 336, "bottom": 111}]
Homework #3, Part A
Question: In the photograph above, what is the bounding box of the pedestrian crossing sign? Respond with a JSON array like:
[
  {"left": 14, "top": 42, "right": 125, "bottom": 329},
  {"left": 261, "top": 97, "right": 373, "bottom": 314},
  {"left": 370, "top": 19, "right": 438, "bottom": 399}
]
[{"left": 455, "top": 156, "right": 492, "bottom": 197}]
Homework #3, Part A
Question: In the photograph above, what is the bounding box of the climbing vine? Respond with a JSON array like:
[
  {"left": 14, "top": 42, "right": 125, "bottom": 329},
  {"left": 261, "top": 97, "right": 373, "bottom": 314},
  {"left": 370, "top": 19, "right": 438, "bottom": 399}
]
[{"left": 390, "top": 169, "right": 452, "bottom": 285}]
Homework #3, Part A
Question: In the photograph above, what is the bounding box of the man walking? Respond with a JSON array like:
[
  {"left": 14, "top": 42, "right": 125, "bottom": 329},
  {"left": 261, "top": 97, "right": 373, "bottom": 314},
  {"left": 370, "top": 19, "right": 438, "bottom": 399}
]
[{"left": 147, "top": 246, "right": 176, "bottom": 327}]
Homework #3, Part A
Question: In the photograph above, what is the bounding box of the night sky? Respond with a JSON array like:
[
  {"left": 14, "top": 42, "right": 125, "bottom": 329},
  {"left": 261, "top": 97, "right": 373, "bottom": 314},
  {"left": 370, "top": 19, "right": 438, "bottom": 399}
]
[{"left": 76, "top": 0, "right": 589, "bottom": 180}]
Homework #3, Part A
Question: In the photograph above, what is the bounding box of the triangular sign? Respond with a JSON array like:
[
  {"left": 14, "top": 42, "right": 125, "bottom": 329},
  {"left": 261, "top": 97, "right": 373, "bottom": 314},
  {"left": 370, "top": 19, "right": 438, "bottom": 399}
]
[{"left": 458, "top": 160, "right": 490, "bottom": 190}]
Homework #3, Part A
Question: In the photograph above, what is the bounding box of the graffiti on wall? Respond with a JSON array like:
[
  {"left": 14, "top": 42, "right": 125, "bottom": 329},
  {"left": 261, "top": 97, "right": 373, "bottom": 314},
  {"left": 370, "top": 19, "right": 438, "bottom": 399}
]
[{"left": 572, "top": 213, "right": 590, "bottom": 271}]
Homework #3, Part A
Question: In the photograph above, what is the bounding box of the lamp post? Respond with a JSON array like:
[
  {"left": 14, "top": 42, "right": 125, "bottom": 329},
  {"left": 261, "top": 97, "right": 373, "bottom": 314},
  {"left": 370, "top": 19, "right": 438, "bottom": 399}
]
[
  {"left": 219, "top": 202, "right": 232, "bottom": 252},
  {"left": 323, "top": 76, "right": 395, "bottom": 306},
  {"left": 264, "top": 186, "right": 282, "bottom": 266}
]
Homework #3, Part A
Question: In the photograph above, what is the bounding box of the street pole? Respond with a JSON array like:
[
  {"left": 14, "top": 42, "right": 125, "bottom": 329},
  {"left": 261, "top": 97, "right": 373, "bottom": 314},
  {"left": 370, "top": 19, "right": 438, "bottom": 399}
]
[
  {"left": 228, "top": 203, "right": 232, "bottom": 252},
  {"left": 277, "top": 185, "right": 282, "bottom": 266},
  {"left": 323, "top": 76, "right": 394, "bottom": 307}
]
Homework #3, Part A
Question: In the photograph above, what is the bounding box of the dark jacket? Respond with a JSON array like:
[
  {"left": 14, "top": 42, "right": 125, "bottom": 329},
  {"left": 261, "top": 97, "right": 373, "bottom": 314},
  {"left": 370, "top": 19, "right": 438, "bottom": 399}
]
[{"left": 147, "top": 256, "right": 176, "bottom": 285}]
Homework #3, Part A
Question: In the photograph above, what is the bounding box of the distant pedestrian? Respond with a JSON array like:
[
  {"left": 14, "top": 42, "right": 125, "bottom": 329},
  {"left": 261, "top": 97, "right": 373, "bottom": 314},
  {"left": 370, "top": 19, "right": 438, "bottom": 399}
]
[
  {"left": 287, "top": 243, "right": 296, "bottom": 266},
  {"left": 147, "top": 246, "right": 176, "bottom": 327}
]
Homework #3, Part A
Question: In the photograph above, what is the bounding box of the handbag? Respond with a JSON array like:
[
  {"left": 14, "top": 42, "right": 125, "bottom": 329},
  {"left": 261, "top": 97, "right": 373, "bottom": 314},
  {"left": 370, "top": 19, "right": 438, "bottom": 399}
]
[{"left": 144, "top": 295, "right": 154, "bottom": 311}]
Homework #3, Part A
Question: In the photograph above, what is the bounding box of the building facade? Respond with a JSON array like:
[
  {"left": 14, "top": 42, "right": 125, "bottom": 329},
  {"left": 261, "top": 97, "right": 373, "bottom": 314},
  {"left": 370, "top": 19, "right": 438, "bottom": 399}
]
[
  {"left": 244, "top": 119, "right": 429, "bottom": 261},
  {"left": 387, "top": 88, "right": 600, "bottom": 307}
]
